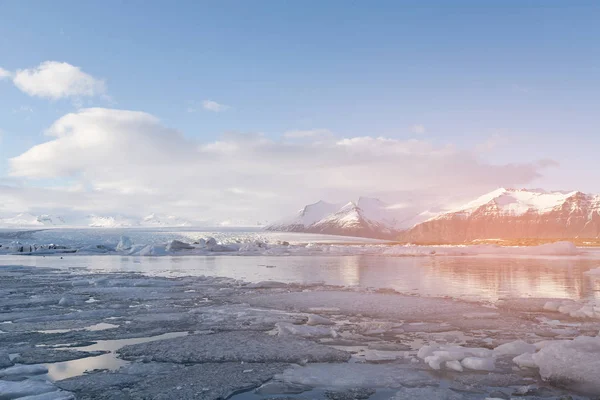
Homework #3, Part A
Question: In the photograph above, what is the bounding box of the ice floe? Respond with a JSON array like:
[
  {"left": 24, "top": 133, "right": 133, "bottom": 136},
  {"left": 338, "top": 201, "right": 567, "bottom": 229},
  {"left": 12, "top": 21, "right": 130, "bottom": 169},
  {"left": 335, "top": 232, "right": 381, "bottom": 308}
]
[
  {"left": 529, "top": 336, "right": 600, "bottom": 394},
  {"left": 544, "top": 299, "right": 600, "bottom": 320}
]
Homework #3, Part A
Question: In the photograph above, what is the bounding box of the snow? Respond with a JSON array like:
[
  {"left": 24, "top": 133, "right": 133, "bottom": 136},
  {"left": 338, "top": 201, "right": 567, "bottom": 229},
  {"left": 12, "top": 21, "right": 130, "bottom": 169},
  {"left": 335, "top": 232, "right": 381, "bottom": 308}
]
[
  {"left": 87, "top": 215, "right": 138, "bottom": 228},
  {"left": 269, "top": 196, "right": 427, "bottom": 235},
  {"left": 141, "top": 213, "right": 191, "bottom": 227},
  {"left": 269, "top": 200, "right": 343, "bottom": 229},
  {"left": 0, "top": 213, "right": 65, "bottom": 227},
  {"left": 446, "top": 188, "right": 580, "bottom": 217}
]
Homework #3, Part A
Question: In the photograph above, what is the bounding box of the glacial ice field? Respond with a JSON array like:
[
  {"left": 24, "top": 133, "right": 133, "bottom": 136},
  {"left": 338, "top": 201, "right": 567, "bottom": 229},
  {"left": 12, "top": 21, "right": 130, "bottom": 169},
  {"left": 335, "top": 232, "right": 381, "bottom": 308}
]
[{"left": 1, "top": 228, "right": 600, "bottom": 399}]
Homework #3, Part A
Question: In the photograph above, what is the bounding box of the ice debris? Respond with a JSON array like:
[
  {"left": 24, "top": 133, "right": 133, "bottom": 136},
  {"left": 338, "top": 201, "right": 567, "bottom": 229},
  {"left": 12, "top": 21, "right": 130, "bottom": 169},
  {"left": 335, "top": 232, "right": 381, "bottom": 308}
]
[
  {"left": 531, "top": 336, "right": 600, "bottom": 394},
  {"left": 418, "top": 344, "right": 495, "bottom": 371},
  {"left": 544, "top": 299, "right": 600, "bottom": 320},
  {"left": 118, "top": 331, "right": 350, "bottom": 363}
]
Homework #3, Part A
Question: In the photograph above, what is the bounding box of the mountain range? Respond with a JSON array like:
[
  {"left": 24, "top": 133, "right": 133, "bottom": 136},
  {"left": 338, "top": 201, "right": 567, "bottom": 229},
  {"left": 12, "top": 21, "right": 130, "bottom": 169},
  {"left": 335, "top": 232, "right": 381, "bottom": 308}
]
[
  {"left": 0, "top": 213, "right": 195, "bottom": 228},
  {"left": 267, "top": 188, "right": 600, "bottom": 242},
  {"left": 266, "top": 197, "right": 432, "bottom": 239}
]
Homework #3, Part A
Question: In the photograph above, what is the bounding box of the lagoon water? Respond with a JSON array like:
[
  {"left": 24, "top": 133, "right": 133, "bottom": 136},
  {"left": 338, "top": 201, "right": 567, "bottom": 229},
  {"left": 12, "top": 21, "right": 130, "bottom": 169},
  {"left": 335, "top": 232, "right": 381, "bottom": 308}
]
[{"left": 2, "top": 253, "right": 599, "bottom": 302}]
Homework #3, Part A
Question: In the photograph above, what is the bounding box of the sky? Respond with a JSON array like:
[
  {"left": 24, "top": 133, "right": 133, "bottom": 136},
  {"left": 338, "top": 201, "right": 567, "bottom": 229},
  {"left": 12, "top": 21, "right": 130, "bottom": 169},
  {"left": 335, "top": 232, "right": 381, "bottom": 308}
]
[{"left": 0, "top": 0, "right": 599, "bottom": 224}]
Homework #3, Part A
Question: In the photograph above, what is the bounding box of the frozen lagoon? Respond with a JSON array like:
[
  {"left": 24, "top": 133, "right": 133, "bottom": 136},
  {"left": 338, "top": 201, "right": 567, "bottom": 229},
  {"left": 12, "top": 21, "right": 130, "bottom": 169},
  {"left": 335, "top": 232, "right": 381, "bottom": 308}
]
[{"left": 1, "top": 230, "right": 600, "bottom": 399}]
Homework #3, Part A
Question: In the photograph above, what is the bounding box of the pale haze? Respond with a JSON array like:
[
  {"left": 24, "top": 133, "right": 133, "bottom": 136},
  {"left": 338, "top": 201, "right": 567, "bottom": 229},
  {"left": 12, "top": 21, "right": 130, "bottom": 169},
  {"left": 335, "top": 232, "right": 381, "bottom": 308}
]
[{"left": 1, "top": 1, "right": 598, "bottom": 225}]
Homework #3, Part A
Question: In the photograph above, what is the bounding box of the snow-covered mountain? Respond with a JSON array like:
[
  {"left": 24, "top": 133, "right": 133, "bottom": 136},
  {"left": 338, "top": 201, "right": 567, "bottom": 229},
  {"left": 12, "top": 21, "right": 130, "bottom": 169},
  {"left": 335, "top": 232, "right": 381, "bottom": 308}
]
[
  {"left": 266, "top": 197, "right": 428, "bottom": 239},
  {"left": 86, "top": 215, "right": 139, "bottom": 228},
  {"left": 402, "top": 188, "right": 600, "bottom": 243},
  {"left": 140, "top": 214, "right": 192, "bottom": 227},
  {"left": 267, "top": 200, "right": 344, "bottom": 232},
  {"left": 0, "top": 213, "right": 195, "bottom": 228},
  {"left": 0, "top": 213, "right": 66, "bottom": 227}
]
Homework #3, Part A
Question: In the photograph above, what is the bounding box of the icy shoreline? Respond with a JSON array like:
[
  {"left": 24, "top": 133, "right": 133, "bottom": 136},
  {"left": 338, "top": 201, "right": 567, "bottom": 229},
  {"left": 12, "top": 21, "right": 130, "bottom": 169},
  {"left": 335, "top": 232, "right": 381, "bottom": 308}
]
[
  {"left": 0, "top": 231, "right": 590, "bottom": 258},
  {"left": 1, "top": 263, "right": 599, "bottom": 399}
]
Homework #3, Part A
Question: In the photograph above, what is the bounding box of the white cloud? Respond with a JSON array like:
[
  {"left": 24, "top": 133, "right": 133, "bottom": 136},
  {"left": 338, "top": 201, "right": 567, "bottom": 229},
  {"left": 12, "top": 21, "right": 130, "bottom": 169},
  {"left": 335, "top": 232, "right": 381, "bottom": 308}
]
[
  {"left": 5, "top": 108, "right": 551, "bottom": 221},
  {"left": 283, "top": 129, "right": 333, "bottom": 139},
  {"left": 11, "top": 61, "right": 105, "bottom": 99},
  {"left": 0, "top": 67, "right": 11, "bottom": 79},
  {"left": 202, "top": 100, "right": 229, "bottom": 112},
  {"left": 411, "top": 124, "right": 426, "bottom": 134}
]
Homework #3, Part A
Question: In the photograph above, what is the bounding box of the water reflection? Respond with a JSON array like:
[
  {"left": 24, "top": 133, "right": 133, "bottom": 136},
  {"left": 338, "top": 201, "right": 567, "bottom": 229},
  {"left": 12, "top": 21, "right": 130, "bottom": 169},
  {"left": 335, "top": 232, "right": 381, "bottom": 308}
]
[
  {"left": 3, "top": 255, "right": 600, "bottom": 301},
  {"left": 44, "top": 331, "right": 188, "bottom": 381}
]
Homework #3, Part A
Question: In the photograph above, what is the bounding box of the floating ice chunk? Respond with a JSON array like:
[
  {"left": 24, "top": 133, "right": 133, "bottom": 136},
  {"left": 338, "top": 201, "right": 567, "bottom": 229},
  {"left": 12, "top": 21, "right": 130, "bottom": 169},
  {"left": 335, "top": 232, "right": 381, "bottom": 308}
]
[
  {"left": 390, "top": 387, "right": 466, "bottom": 399},
  {"left": 0, "top": 351, "right": 13, "bottom": 368},
  {"left": 166, "top": 240, "right": 194, "bottom": 251},
  {"left": 364, "top": 350, "right": 399, "bottom": 362},
  {"left": 137, "top": 244, "right": 168, "bottom": 256},
  {"left": 543, "top": 301, "right": 561, "bottom": 312},
  {"left": 18, "top": 391, "right": 75, "bottom": 400},
  {"left": 424, "top": 355, "right": 445, "bottom": 370},
  {"left": 543, "top": 299, "right": 600, "bottom": 320},
  {"left": 0, "top": 380, "right": 57, "bottom": 398},
  {"left": 70, "top": 279, "right": 93, "bottom": 287},
  {"left": 246, "top": 281, "right": 289, "bottom": 289},
  {"left": 306, "top": 314, "right": 335, "bottom": 326},
  {"left": 277, "top": 363, "right": 438, "bottom": 389},
  {"left": 118, "top": 331, "right": 349, "bottom": 363},
  {"left": 205, "top": 237, "right": 217, "bottom": 248},
  {"left": 417, "top": 345, "right": 438, "bottom": 359},
  {"left": 461, "top": 357, "right": 496, "bottom": 371},
  {"left": 493, "top": 340, "right": 536, "bottom": 356},
  {"left": 357, "top": 321, "right": 398, "bottom": 335},
  {"left": 532, "top": 336, "right": 600, "bottom": 394},
  {"left": 58, "top": 295, "right": 88, "bottom": 307},
  {"left": 276, "top": 322, "right": 337, "bottom": 338},
  {"left": 0, "top": 364, "right": 48, "bottom": 378},
  {"left": 77, "top": 244, "right": 111, "bottom": 253},
  {"left": 419, "top": 344, "right": 494, "bottom": 371},
  {"left": 445, "top": 360, "right": 463, "bottom": 372},
  {"left": 512, "top": 352, "right": 537, "bottom": 368},
  {"left": 533, "top": 340, "right": 569, "bottom": 350},
  {"left": 116, "top": 236, "right": 133, "bottom": 251}
]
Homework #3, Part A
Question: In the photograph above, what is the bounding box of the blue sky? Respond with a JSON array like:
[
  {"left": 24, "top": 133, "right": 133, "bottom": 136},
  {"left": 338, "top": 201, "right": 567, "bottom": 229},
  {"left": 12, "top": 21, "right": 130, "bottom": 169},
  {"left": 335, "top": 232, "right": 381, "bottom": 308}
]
[{"left": 0, "top": 1, "right": 599, "bottom": 222}]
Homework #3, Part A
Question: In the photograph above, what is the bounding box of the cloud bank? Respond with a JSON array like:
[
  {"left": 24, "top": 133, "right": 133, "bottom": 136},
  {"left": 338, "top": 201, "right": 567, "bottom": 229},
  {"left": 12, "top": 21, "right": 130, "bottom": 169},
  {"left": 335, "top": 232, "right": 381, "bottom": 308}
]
[{"left": 3, "top": 108, "right": 552, "bottom": 223}]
